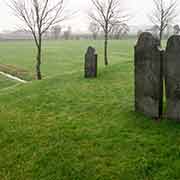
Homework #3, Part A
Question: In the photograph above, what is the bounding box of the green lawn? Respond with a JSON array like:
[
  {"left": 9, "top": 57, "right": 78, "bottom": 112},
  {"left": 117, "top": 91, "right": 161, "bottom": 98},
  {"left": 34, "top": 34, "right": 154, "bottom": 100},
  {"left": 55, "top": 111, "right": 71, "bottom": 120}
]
[{"left": 0, "top": 40, "right": 180, "bottom": 180}]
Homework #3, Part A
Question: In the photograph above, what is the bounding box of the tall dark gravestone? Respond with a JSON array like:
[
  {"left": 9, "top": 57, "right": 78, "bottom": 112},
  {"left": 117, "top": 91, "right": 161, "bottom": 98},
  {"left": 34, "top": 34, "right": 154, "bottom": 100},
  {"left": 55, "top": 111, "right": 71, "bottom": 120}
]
[
  {"left": 165, "top": 35, "right": 180, "bottom": 121},
  {"left": 135, "top": 32, "right": 163, "bottom": 118},
  {"left": 85, "top": 46, "right": 97, "bottom": 78}
]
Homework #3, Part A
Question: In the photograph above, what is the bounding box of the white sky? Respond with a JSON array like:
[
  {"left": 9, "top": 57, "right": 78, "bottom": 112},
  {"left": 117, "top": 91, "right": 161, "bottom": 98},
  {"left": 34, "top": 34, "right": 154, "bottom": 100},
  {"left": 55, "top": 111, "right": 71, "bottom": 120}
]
[{"left": 0, "top": 0, "right": 178, "bottom": 32}]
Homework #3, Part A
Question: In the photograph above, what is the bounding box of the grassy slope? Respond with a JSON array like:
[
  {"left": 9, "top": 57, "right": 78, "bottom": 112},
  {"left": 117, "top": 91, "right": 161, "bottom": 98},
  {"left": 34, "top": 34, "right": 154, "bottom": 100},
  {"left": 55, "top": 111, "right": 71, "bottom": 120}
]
[
  {"left": 0, "top": 40, "right": 180, "bottom": 180},
  {"left": 0, "top": 74, "right": 18, "bottom": 90}
]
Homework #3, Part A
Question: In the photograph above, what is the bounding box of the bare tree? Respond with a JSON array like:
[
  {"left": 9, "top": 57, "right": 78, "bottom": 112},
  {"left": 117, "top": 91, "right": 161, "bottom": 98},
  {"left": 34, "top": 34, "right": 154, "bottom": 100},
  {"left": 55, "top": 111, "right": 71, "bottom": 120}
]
[
  {"left": 149, "top": 0, "right": 178, "bottom": 47},
  {"left": 9, "top": 0, "right": 68, "bottom": 80},
  {"left": 147, "top": 25, "right": 159, "bottom": 38},
  {"left": 165, "top": 24, "right": 173, "bottom": 38},
  {"left": 89, "top": 22, "right": 100, "bottom": 40},
  {"left": 89, "top": 0, "right": 127, "bottom": 66},
  {"left": 51, "top": 25, "right": 61, "bottom": 40},
  {"left": 111, "top": 23, "right": 129, "bottom": 39},
  {"left": 173, "top": 24, "right": 180, "bottom": 34}
]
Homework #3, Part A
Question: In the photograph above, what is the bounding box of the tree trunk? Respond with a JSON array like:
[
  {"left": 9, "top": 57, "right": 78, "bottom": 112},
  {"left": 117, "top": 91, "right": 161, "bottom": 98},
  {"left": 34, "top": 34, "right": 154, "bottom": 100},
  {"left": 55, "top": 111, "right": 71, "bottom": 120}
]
[
  {"left": 36, "top": 42, "right": 42, "bottom": 80},
  {"left": 104, "top": 32, "right": 108, "bottom": 66},
  {"left": 159, "top": 29, "right": 163, "bottom": 48}
]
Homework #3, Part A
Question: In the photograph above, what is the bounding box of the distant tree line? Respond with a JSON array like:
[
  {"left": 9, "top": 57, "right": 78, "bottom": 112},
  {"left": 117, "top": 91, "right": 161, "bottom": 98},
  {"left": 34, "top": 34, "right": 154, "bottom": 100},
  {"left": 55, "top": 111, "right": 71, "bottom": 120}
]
[
  {"left": 7, "top": 0, "right": 180, "bottom": 80},
  {"left": 88, "top": 22, "right": 130, "bottom": 40}
]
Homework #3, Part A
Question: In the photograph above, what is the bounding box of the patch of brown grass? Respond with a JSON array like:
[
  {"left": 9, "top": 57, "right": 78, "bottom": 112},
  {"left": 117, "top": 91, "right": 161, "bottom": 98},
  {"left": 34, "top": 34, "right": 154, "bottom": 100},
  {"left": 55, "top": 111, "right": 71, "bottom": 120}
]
[{"left": 0, "top": 64, "right": 35, "bottom": 81}]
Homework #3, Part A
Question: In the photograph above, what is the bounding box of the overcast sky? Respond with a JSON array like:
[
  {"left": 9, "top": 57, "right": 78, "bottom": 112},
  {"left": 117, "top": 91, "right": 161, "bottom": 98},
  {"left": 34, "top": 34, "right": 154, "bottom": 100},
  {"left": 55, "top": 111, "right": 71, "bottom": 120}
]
[{"left": 0, "top": 0, "right": 177, "bottom": 32}]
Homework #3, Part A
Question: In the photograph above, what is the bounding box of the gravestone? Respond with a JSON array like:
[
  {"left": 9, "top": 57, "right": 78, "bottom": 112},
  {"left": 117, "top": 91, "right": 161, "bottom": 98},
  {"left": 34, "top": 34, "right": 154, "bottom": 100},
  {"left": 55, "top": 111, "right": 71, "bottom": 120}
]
[
  {"left": 165, "top": 35, "right": 180, "bottom": 121},
  {"left": 85, "top": 46, "right": 97, "bottom": 78},
  {"left": 135, "top": 32, "right": 163, "bottom": 118}
]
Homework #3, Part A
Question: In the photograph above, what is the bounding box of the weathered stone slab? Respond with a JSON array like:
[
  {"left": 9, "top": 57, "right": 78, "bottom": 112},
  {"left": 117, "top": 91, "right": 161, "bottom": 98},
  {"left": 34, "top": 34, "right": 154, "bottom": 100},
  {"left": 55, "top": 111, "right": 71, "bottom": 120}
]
[
  {"left": 85, "top": 46, "right": 97, "bottom": 78},
  {"left": 135, "top": 32, "right": 163, "bottom": 118},
  {"left": 165, "top": 35, "right": 180, "bottom": 121}
]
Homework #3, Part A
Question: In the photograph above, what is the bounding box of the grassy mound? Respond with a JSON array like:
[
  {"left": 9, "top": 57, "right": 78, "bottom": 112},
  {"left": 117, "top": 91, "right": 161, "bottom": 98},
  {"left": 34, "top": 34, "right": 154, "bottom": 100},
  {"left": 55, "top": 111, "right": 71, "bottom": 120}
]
[
  {"left": 0, "top": 74, "right": 18, "bottom": 90},
  {"left": 0, "top": 64, "right": 34, "bottom": 81},
  {"left": 0, "top": 60, "right": 180, "bottom": 180}
]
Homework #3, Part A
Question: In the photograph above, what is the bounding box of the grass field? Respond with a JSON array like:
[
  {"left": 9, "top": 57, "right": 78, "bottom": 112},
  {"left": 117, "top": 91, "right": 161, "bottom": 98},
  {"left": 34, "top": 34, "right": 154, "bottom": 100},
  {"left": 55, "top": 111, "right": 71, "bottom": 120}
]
[
  {"left": 0, "top": 40, "right": 133, "bottom": 80},
  {"left": 0, "top": 40, "right": 180, "bottom": 180}
]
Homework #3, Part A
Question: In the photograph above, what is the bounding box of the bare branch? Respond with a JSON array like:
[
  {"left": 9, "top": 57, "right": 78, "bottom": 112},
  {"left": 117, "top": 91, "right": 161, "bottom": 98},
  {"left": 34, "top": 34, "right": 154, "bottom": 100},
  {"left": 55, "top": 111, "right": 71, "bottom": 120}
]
[
  {"left": 89, "top": 0, "right": 128, "bottom": 33},
  {"left": 8, "top": 0, "right": 70, "bottom": 80},
  {"left": 9, "top": 0, "right": 69, "bottom": 47},
  {"left": 88, "top": 0, "right": 128, "bottom": 65},
  {"left": 149, "top": 0, "right": 178, "bottom": 46}
]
